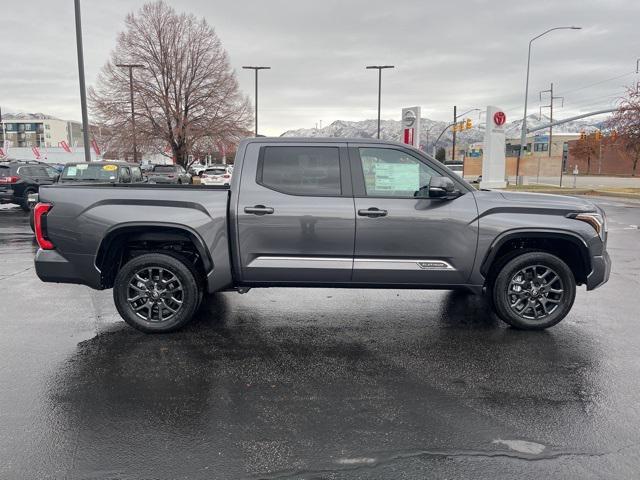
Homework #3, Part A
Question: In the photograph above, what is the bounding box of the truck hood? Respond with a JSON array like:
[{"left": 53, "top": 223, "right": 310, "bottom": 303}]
[
  {"left": 498, "top": 191, "right": 596, "bottom": 210},
  {"left": 473, "top": 189, "right": 598, "bottom": 215}
]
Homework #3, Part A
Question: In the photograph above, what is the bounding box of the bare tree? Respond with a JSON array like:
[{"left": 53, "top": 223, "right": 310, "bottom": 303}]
[
  {"left": 90, "top": 1, "right": 252, "bottom": 166},
  {"left": 607, "top": 86, "right": 640, "bottom": 176}
]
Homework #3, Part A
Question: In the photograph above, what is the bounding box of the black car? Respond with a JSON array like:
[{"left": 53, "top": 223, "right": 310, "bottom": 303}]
[{"left": 0, "top": 159, "right": 59, "bottom": 211}]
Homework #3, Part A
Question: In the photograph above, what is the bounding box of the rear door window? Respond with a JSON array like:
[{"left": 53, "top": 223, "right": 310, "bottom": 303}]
[
  {"left": 0, "top": 166, "right": 10, "bottom": 178},
  {"left": 258, "top": 146, "right": 341, "bottom": 196},
  {"left": 131, "top": 167, "right": 143, "bottom": 182}
]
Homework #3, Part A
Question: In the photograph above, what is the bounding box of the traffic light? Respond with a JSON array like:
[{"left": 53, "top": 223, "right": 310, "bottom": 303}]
[
  {"left": 594, "top": 130, "right": 602, "bottom": 141},
  {"left": 465, "top": 118, "right": 472, "bottom": 130},
  {"left": 579, "top": 131, "right": 587, "bottom": 140}
]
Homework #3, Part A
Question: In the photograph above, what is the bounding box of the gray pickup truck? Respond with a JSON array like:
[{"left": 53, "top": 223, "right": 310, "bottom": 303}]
[{"left": 33, "top": 138, "right": 610, "bottom": 333}]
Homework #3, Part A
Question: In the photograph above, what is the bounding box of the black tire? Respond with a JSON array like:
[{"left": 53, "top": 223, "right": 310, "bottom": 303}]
[
  {"left": 20, "top": 188, "right": 36, "bottom": 212},
  {"left": 492, "top": 251, "right": 576, "bottom": 330},
  {"left": 113, "top": 253, "right": 201, "bottom": 333}
]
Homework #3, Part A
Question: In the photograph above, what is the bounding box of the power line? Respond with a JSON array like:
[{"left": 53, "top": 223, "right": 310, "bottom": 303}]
[{"left": 556, "top": 71, "right": 635, "bottom": 97}]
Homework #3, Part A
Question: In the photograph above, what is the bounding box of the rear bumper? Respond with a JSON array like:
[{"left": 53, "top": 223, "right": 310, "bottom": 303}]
[
  {"left": 34, "top": 249, "right": 101, "bottom": 288},
  {"left": 0, "top": 190, "right": 16, "bottom": 204},
  {"left": 586, "top": 249, "right": 611, "bottom": 290}
]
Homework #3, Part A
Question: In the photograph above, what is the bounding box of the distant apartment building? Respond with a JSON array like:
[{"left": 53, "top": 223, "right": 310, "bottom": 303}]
[{"left": 0, "top": 114, "right": 85, "bottom": 149}]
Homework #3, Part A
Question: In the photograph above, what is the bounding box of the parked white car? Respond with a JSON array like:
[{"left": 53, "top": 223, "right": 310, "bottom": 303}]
[{"left": 200, "top": 166, "right": 232, "bottom": 186}]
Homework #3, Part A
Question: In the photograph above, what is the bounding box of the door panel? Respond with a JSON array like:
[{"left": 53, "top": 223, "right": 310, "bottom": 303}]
[
  {"left": 237, "top": 143, "right": 355, "bottom": 283},
  {"left": 351, "top": 146, "right": 479, "bottom": 285}
]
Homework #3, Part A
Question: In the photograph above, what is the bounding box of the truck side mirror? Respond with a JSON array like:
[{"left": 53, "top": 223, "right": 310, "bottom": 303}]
[{"left": 428, "top": 176, "right": 458, "bottom": 199}]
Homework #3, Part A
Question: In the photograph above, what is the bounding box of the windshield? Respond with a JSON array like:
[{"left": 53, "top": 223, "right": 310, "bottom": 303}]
[
  {"left": 206, "top": 168, "right": 227, "bottom": 175},
  {"left": 153, "top": 166, "right": 177, "bottom": 173},
  {"left": 61, "top": 164, "right": 119, "bottom": 182}
]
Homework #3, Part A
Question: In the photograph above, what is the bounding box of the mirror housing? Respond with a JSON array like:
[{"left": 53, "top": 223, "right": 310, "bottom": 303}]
[{"left": 428, "top": 176, "right": 459, "bottom": 199}]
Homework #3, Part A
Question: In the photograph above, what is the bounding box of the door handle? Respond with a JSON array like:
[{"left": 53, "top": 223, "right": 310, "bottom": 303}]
[
  {"left": 358, "top": 207, "right": 388, "bottom": 218},
  {"left": 244, "top": 205, "right": 275, "bottom": 215}
]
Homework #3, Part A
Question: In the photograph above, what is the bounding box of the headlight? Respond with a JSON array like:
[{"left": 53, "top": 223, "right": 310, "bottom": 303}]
[{"left": 569, "top": 212, "right": 606, "bottom": 239}]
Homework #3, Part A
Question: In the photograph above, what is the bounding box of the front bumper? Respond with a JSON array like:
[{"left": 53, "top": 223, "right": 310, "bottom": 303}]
[{"left": 586, "top": 249, "right": 611, "bottom": 290}]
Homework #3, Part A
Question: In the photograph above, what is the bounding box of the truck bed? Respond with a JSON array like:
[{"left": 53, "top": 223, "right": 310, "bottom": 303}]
[{"left": 35, "top": 182, "right": 233, "bottom": 292}]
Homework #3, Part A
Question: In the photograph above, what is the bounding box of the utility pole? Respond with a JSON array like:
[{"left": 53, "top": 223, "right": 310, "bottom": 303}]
[
  {"left": 74, "top": 0, "right": 92, "bottom": 162},
  {"left": 540, "top": 82, "right": 564, "bottom": 184},
  {"left": 243, "top": 66, "right": 271, "bottom": 137},
  {"left": 452, "top": 105, "right": 457, "bottom": 162},
  {"left": 366, "top": 65, "right": 395, "bottom": 139},
  {"left": 116, "top": 64, "right": 144, "bottom": 162}
]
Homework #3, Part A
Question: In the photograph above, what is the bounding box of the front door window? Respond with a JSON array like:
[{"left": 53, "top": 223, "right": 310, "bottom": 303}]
[{"left": 359, "top": 147, "right": 439, "bottom": 197}]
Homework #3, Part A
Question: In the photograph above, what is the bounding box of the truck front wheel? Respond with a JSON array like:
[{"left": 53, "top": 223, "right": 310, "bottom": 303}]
[
  {"left": 492, "top": 251, "right": 576, "bottom": 330},
  {"left": 113, "top": 253, "right": 201, "bottom": 333}
]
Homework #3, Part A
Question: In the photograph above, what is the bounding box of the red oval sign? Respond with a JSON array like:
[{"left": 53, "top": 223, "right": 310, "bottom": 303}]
[{"left": 493, "top": 111, "right": 506, "bottom": 126}]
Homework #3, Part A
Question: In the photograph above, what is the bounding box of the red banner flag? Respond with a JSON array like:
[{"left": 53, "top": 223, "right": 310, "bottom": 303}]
[
  {"left": 91, "top": 139, "right": 101, "bottom": 156},
  {"left": 32, "top": 146, "right": 41, "bottom": 160},
  {"left": 58, "top": 141, "right": 72, "bottom": 153},
  {"left": 0, "top": 147, "right": 5, "bottom": 158}
]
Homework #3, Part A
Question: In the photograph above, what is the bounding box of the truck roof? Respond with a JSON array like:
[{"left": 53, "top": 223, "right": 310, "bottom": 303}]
[{"left": 245, "top": 137, "right": 410, "bottom": 146}]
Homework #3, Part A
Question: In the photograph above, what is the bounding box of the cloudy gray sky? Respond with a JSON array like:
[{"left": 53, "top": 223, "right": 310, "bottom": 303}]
[{"left": 1, "top": 0, "right": 639, "bottom": 135}]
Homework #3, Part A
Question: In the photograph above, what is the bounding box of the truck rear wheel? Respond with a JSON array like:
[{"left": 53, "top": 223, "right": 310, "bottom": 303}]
[
  {"left": 492, "top": 251, "right": 576, "bottom": 330},
  {"left": 113, "top": 253, "right": 201, "bottom": 333}
]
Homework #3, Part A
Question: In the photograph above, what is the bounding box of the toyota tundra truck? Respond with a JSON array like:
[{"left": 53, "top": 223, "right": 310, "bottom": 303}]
[{"left": 32, "top": 138, "right": 611, "bottom": 333}]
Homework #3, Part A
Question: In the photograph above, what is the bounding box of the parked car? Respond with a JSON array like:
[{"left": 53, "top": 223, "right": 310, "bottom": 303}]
[
  {"left": 33, "top": 138, "right": 610, "bottom": 333},
  {"left": 200, "top": 166, "right": 232, "bottom": 186},
  {"left": 27, "top": 161, "right": 146, "bottom": 231},
  {"left": 146, "top": 164, "right": 191, "bottom": 184},
  {"left": 0, "top": 159, "right": 59, "bottom": 211},
  {"left": 58, "top": 162, "right": 145, "bottom": 184},
  {"left": 445, "top": 162, "right": 464, "bottom": 177},
  {"left": 188, "top": 164, "right": 207, "bottom": 176}
]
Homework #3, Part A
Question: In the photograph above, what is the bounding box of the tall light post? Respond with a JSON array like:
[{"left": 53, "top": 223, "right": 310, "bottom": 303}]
[
  {"left": 73, "top": 0, "right": 92, "bottom": 162},
  {"left": 516, "top": 26, "right": 581, "bottom": 184},
  {"left": 366, "top": 65, "right": 395, "bottom": 139},
  {"left": 116, "top": 64, "right": 144, "bottom": 163},
  {"left": 243, "top": 66, "right": 271, "bottom": 136}
]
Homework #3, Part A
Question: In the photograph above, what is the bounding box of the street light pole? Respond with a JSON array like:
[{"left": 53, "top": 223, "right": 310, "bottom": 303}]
[
  {"left": 116, "top": 64, "right": 144, "bottom": 163},
  {"left": 73, "top": 0, "right": 92, "bottom": 162},
  {"left": 366, "top": 65, "right": 395, "bottom": 139},
  {"left": 243, "top": 66, "right": 271, "bottom": 136},
  {"left": 516, "top": 26, "right": 581, "bottom": 184}
]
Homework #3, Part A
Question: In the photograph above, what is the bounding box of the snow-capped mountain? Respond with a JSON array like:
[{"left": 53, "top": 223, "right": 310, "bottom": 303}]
[{"left": 281, "top": 113, "right": 602, "bottom": 146}]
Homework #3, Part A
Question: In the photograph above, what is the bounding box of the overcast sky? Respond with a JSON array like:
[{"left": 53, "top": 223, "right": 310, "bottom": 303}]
[{"left": 1, "top": 0, "right": 639, "bottom": 135}]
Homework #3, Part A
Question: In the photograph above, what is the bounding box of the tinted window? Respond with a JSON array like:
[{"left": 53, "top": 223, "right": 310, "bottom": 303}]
[
  {"left": 359, "top": 148, "right": 439, "bottom": 197},
  {"left": 153, "top": 165, "right": 177, "bottom": 173},
  {"left": 18, "top": 166, "right": 48, "bottom": 177},
  {"left": 206, "top": 168, "right": 227, "bottom": 175},
  {"left": 259, "top": 146, "right": 341, "bottom": 196}
]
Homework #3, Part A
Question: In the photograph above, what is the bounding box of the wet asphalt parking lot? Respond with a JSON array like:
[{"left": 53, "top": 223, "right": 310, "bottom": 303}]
[{"left": 0, "top": 197, "right": 639, "bottom": 479}]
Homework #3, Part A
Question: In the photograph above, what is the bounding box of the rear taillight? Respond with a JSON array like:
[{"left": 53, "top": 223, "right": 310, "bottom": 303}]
[
  {"left": 223, "top": 174, "right": 231, "bottom": 179},
  {"left": 0, "top": 176, "right": 20, "bottom": 184},
  {"left": 34, "top": 203, "right": 54, "bottom": 250}
]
